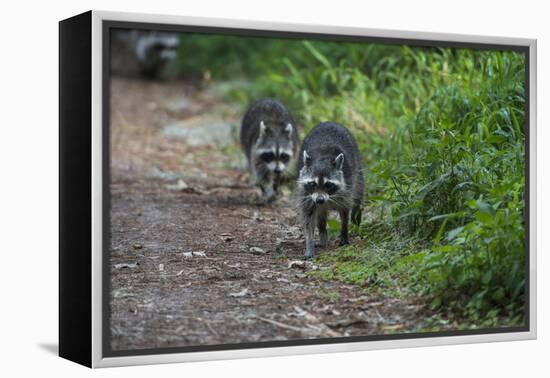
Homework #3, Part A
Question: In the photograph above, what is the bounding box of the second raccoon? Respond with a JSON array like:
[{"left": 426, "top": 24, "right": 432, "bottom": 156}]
[{"left": 240, "top": 98, "right": 299, "bottom": 203}]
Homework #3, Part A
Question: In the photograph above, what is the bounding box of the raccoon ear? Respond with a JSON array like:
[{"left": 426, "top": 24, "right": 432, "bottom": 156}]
[
  {"left": 334, "top": 153, "right": 344, "bottom": 170},
  {"left": 303, "top": 150, "right": 311, "bottom": 166},
  {"left": 259, "top": 121, "right": 267, "bottom": 136},
  {"left": 285, "top": 123, "right": 293, "bottom": 136}
]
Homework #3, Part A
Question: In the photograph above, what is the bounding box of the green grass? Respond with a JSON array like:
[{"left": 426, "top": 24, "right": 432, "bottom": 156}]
[
  {"left": 174, "top": 35, "right": 527, "bottom": 328},
  {"left": 310, "top": 224, "right": 426, "bottom": 294}
]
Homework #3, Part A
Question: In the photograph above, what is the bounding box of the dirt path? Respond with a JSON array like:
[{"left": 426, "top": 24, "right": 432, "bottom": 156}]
[{"left": 109, "top": 78, "right": 427, "bottom": 351}]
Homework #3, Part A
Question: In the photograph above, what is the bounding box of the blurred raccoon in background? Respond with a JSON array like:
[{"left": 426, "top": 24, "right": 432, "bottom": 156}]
[
  {"left": 241, "top": 99, "right": 299, "bottom": 203},
  {"left": 110, "top": 30, "right": 179, "bottom": 79},
  {"left": 296, "top": 122, "right": 364, "bottom": 259}
]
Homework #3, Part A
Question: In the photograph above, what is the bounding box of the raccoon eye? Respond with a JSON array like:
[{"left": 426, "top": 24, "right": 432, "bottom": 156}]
[
  {"left": 279, "top": 153, "right": 290, "bottom": 163},
  {"left": 260, "top": 152, "right": 275, "bottom": 162},
  {"left": 304, "top": 181, "right": 316, "bottom": 191},
  {"left": 324, "top": 181, "right": 338, "bottom": 193}
]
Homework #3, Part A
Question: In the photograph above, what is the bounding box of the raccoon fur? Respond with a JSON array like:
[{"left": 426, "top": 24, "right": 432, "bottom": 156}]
[
  {"left": 296, "top": 122, "right": 364, "bottom": 259},
  {"left": 240, "top": 98, "right": 299, "bottom": 203}
]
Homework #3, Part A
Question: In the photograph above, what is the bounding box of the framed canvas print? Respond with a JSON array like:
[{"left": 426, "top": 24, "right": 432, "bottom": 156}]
[{"left": 59, "top": 10, "right": 537, "bottom": 368}]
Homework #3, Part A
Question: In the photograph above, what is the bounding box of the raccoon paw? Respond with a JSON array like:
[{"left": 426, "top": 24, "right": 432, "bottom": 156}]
[
  {"left": 304, "top": 246, "right": 314, "bottom": 260},
  {"left": 260, "top": 186, "right": 277, "bottom": 204},
  {"left": 263, "top": 193, "right": 277, "bottom": 204}
]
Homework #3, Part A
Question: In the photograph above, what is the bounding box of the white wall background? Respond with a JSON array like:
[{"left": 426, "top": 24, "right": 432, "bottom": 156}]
[{"left": 0, "top": 0, "right": 546, "bottom": 376}]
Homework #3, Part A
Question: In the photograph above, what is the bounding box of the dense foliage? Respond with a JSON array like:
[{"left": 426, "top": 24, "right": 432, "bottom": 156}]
[{"left": 174, "top": 34, "right": 526, "bottom": 326}]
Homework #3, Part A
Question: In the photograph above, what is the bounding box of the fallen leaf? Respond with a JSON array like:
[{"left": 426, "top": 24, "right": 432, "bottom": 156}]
[
  {"left": 228, "top": 288, "right": 249, "bottom": 298},
  {"left": 182, "top": 251, "right": 206, "bottom": 258},
  {"left": 346, "top": 296, "right": 371, "bottom": 303},
  {"left": 253, "top": 211, "right": 264, "bottom": 222},
  {"left": 249, "top": 247, "right": 266, "bottom": 255},
  {"left": 288, "top": 260, "right": 317, "bottom": 270},
  {"left": 288, "top": 260, "right": 306, "bottom": 269},
  {"left": 220, "top": 233, "right": 234, "bottom": 242},
  {"left": 288, "top": 306, "right": 307, "bottom": 317},
  {"left": 166, "top": 179, "right": 204, "bottom": 194},
  {"left": 166, "top": 179, "right": 189, "bottom": 191},
  {"left": 114, "top": 262, "right": 139, "bottom": 269}
]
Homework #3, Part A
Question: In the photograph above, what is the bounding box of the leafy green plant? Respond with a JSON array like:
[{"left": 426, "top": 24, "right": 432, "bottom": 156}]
[{"left": 173, "top": 36, "right": 527, "bottom": 327}]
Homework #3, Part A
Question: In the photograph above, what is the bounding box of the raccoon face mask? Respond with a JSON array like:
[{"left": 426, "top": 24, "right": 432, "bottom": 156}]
[
  {"left": 298, "top": 151, "right": 345, "bottom": 205},
  {"left": 254, "top": 121, "right": 294, "bottom": 175}
]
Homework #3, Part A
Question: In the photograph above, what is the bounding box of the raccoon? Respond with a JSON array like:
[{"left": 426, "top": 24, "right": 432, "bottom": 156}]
[
  {"left": 110, "top": 30, "right": 179, "bottom": 79},
  {"left": 296, "top": 122, "right": 364, "bottom": 259},
  {"left": 241, "top": 98, "right": 299, "bottom": 203}
]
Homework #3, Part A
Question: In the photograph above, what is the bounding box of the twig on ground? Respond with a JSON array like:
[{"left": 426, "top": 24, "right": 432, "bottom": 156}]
[
  {"left": 255, "top": 316, "right": 342, "bottom": 337},
  {"left": 255, "top": 316, "right": 303, "bottom": 333},
  {"left": 197, "top": 317, "right": 220, "bottom": 338}
]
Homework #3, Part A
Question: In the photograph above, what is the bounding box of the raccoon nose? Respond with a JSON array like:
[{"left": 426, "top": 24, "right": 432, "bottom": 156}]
[
  {"left": 315, "top": 197, "right": 326, "bottom": 204},
  {"left": 274, "top": 166, "right": 282, "bottom": 174}
]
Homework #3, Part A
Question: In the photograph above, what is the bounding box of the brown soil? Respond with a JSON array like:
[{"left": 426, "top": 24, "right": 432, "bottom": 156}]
[{"left": 109, "top": 77, "right": 427, "bottom": 351}]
